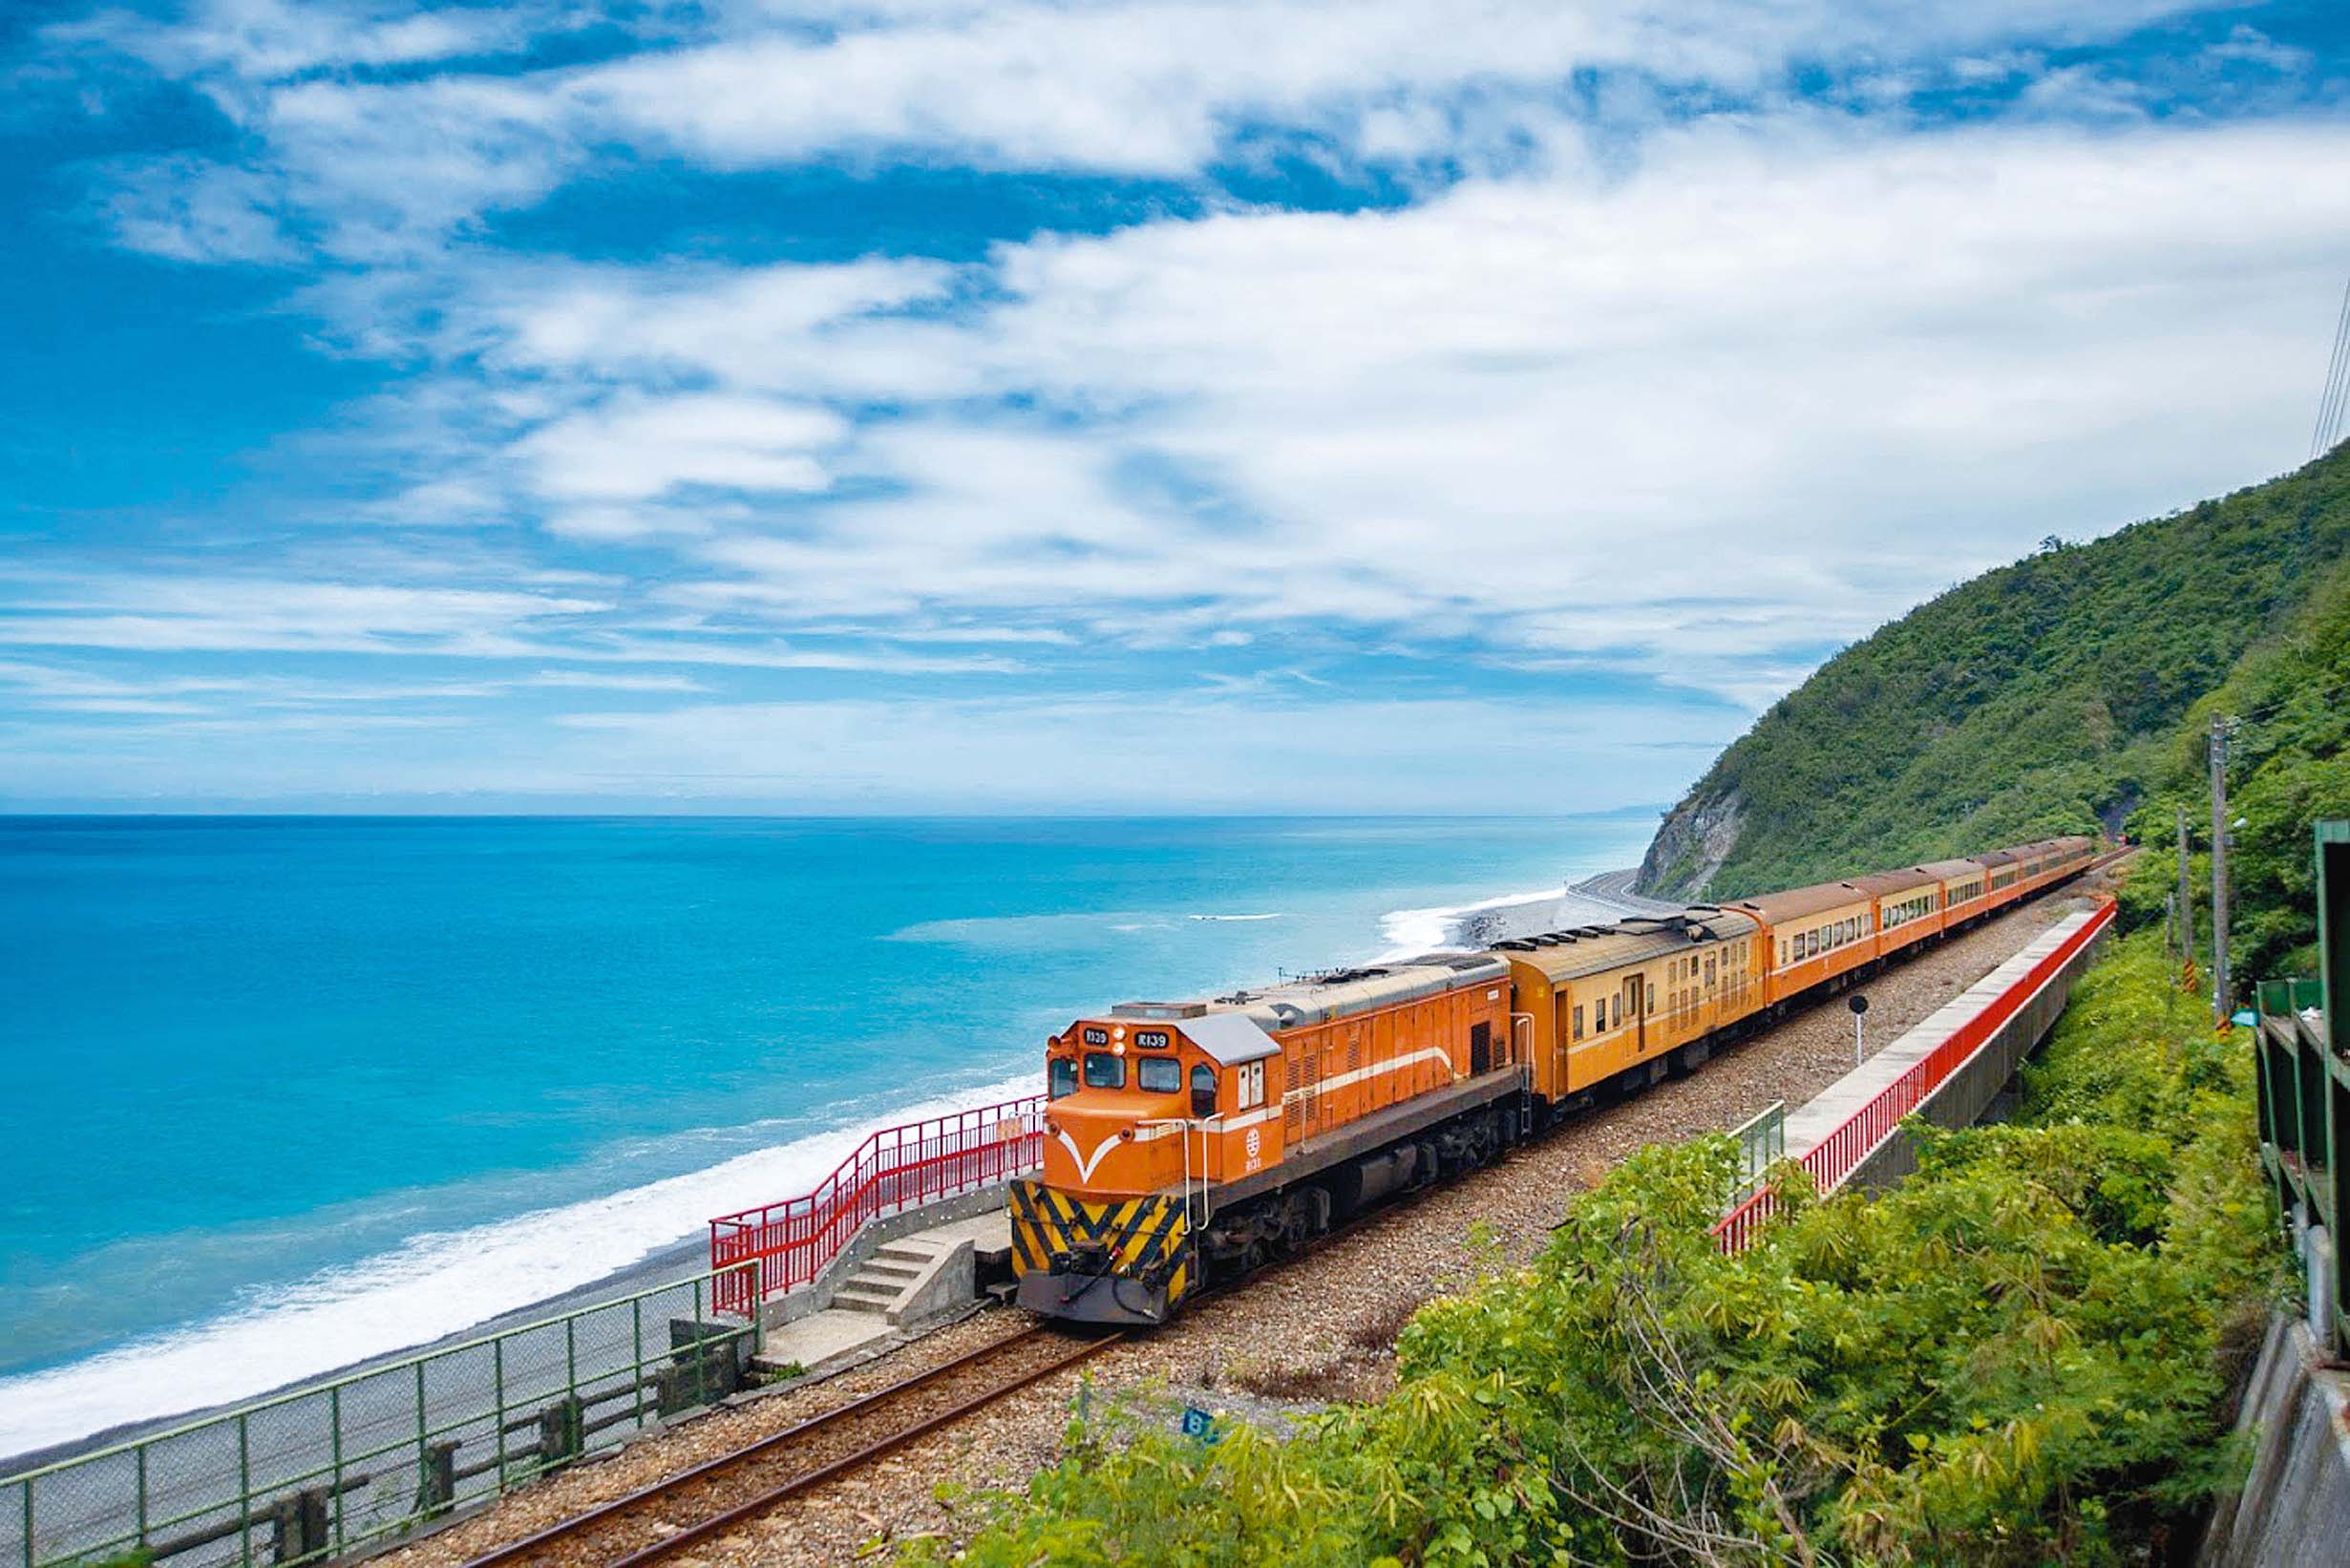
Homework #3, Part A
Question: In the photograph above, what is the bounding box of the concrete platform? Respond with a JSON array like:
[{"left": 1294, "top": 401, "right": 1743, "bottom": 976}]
[
  {"left": 754, "top": 1305, "right": 895, "bottom": 1375},
  {"left": 913, "top": 1208, "right": 1012, "bottom": 1265},
  {"left": 1780, "top": 902, "right": 2108, "bottom": 1191},
  {"left": 752, "top": 1207, "right": 1014, "bottom": 1376}
]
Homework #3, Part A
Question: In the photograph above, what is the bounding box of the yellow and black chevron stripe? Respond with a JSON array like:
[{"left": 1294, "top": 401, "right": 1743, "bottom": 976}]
[{"left": 1008, "top": 1178, "right": 1191, "bottom": 1303}]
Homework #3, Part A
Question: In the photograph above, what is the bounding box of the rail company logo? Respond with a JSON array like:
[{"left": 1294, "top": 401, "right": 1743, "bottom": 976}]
[
  {"left": 1244, "top": 1127, "right": 1260, "bottom": 1160},
  {"left": 1055, "top": 1128, "right": 1121, "bottom": 1182}
]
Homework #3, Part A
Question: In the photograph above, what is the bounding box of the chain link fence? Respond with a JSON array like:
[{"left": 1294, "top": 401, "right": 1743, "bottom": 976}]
[{"left": 4, "top": 1263, "right": 760, "bottom": 1568}]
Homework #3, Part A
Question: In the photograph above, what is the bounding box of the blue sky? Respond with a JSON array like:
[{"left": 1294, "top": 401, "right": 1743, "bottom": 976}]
[{"left": 2, "top": 0, "right": 2347, "bottom": 814}]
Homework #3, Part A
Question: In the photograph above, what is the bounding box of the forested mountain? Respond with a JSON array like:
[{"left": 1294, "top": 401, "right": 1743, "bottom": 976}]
[{"left": 1637, "top": 444, "right": 2350, "bottom": 961}]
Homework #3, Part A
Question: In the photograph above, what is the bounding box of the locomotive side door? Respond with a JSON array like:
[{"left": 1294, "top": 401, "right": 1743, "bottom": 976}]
[{"left": 1626, "top": 974, "right": 1645, "bottom": 1055}]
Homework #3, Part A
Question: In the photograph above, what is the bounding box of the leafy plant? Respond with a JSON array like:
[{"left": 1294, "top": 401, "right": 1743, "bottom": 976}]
[{"left": 909, "top": 936, "right": 2281, "bottom": 1564}]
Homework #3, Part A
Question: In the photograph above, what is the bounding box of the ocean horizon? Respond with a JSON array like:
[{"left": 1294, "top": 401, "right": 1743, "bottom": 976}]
[{"left": 0, "top": 812, "right": 1654, "bottom": 1460}]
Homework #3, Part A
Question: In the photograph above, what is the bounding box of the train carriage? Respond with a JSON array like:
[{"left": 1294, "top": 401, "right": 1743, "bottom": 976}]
[
  {"left": 1008, "top": 832, "right": 2111, "bottom": 1326},
  {"left": 1493, "top": 909, "right": 1761, "bottom": 1107},
  {"left": 1732, "top": 881, "right": 1876, "bottom": 1006},
  {"left": 1975, "top": 848, "right": 2026, "bottom": 911},
  {"left": 1920, "top": 857, "right": 1991, "bottom": 926},
  {"left": 1852, "top": 867, "right": 1943, "bottom": 957}
]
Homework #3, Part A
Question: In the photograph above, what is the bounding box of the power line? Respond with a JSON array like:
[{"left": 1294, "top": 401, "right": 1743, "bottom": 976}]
[{"left": 2318, "top": 269, "right": 2350, "bottom": 458}]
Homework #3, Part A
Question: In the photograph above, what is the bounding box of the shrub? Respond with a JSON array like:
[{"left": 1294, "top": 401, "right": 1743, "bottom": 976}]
[{"left": 914, "top": 935, "right": 2281, "bottom": 1565}]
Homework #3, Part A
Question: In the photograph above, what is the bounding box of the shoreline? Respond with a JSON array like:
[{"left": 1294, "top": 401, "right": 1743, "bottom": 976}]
[{"left": 5, "top": 863, "right": 1665, "bottom": 1474}]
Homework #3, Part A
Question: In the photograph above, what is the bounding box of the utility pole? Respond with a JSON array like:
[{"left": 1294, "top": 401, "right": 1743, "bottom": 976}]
[
  {"left": 2176, "top": 803, "right": 2193, "bottom": 980},
  {"left": 2210, "top": 716, "right": 2233, "bottom": 1026}
]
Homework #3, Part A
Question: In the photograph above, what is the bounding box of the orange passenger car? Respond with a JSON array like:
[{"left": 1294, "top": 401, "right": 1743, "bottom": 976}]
[
  {"left": 1493, "top": 910, "right": 1762, "bottom": 1105},
  {"left": 1852, "top": 867, "right": 1943, "bottom": 957},
  {"left": 1011, "top": 834, "right": 2108, "bottom": 1327},
  {"left": 1732, "top": 881, "right": 1877, "bottom": 1006}
]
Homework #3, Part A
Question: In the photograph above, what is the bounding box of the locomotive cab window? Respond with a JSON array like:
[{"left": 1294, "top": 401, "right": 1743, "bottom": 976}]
[
  {"left": 1137, "top": 1055, "right": 1181, "bottom": 1094},
  {"left": 1048, "top": 1058, "right": 1077, "bottom": 1099},
  {"left": 1083, "top": 1051, "right": 1125, "bottom": 1090},
  {"left": 1190, "top": 1064, "right": 1217, "bottom": 1117}
]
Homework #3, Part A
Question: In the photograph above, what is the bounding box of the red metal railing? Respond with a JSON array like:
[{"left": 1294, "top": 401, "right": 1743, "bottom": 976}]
[
  {"left": 709, "top": 1094, "right": 1048, "bottom": 1314},
  {"left": 1714, "top": 898, "right": 2115, "bottom": 1251}
]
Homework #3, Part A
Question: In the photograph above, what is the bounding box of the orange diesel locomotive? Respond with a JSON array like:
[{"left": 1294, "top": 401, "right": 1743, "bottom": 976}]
[{"left": 1011, "top": 836, "right": 2099, "bottom": 1324}]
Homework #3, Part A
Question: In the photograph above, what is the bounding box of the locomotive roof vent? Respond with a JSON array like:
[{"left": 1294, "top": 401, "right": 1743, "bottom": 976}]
[{"left": 1111, "top": 1000, "right": 1210, "bottom": 1020}]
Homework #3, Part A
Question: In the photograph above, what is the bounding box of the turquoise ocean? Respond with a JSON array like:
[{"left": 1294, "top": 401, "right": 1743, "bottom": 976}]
[{"left": 0, "top": 814, "right": 1651, "bottom": 1458}]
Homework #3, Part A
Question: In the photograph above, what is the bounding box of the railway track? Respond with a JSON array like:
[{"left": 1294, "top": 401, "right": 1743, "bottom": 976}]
[
  {"left": 450, "top": 875, "right": 2129, "bottom": 1568},
  {"left": 457, "top": 1324, "right": 1122, "bottom": 1568}
]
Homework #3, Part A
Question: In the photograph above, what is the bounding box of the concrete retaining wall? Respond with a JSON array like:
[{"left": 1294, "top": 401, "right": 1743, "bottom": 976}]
[
  {"left": 1780, "top": 901, "right": 2111, "bottom": 1196},
  {"left": 755, "top": 1182, "right": 1010, "bottom": 1332},
  {"left": 2198, "top": 1313, "right": 2350, "bottom": 1565}
]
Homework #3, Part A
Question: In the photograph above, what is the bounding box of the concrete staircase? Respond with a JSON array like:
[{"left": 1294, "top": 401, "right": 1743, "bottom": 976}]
[{"left": 827, "top": 1237, "right": 956, "bottom": 1325}]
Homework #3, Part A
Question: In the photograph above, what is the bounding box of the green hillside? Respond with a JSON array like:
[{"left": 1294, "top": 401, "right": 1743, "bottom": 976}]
[
  {"left": 1637, "top": 445, "right": 2350, "bottom": 912},
  {"left": 2122, "top": 554, "right": 2350, "bottom": 984}
]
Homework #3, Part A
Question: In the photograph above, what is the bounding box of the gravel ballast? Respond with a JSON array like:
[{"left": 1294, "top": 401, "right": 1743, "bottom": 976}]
[{"left": 375, "top": 879, "right": 2120, "bottom": 1568}]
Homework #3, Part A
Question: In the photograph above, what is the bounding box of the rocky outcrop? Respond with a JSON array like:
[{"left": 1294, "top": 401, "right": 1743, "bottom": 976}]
[{"left": 1635, "top": 788, "right": 1744, "bottom": 901}]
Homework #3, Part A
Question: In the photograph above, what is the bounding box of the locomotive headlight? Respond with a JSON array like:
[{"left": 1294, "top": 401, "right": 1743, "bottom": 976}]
[
  {"left": 1113, "top": 1044, "right": 1126, "bottom": 1055},
  {"left": 1111, "top": 1025, "right": 1126, "bottom": 1041}
]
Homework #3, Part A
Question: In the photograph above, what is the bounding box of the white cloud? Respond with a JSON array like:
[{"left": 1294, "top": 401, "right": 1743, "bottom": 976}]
[
  {"left": 57, "top": 0, "right": 555, "bottom": 83},
  {"left": 514, "top": 392, "right": 850, "bottom": 503},
  {"left": 0, "top": 577, "right": 610, "bottom": 657},
  {"left": 99, "top": 157, "right": 300, "bottom": 265},
  {"left": 2203, "top": 25, "right": 2312, "bottom": 74},
  {"left": 57, "top": 0, "right": 2221, "bottom": 261},
  {"left": 523, "top": 670, "right": 707, "bottom": 692},
  {"left": 20, "top": 0, "right": 2346, "bottom": 810},
  {"left": 367, "top": 115, "right": 2350, "bottom": 710}
]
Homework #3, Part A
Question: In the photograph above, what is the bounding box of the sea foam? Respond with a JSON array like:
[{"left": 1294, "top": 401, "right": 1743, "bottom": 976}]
[
  {"left": 0, "top": 1072, "right": 1036, "bottom": 1464},
  {"left": 1376, "top": 888, "right": 1562, "bottom": 958}
]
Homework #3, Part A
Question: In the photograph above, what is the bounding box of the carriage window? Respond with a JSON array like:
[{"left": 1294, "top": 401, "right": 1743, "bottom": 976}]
[
  {"left": 1573, "top": 1004, "right": 1585, "bottom": 1040},
  {"left": 1048, "top": 1058, "right": 1077, "bottom": 1099},
  {"left": 1083, "top": 1051, "right": 1125, "bottom": 1090},
  {"left": 1137, "top": 1055, "right": 1181, "bottom": 1093}
]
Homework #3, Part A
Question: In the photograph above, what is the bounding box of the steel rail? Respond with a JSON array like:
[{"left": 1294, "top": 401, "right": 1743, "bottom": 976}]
[
  {"left": 603, "top": 1330, "right": 1121, "bottom": 1568},
  {"left": 454, "top": 1325, "right": 1120, "bottom": 1568},
  {"left": 456, "top": 853, "right": 2131, "bottom": 1568}
]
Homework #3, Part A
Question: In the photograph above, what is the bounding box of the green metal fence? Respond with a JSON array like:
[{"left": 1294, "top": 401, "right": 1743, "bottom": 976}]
[
  {"left": 2251, "top": 819, "right": 2346, "bottom": 1356},
  {"left": 1728, "top": 1100, "right": 1786, "bottom": 1202},
  {"left": 3, "top": 1262, "right": 761, "bottom": 1568}
]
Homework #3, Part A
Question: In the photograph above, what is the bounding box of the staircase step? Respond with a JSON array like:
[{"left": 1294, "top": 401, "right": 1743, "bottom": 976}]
[
  {"left": 878, "top": 1241, "right": 939, "bottom": 1263},
  {"left": 861, "top": 1261, "right": 922, "bottom": 1281},
  {"left": 833, "top": 1281, "right": 899, "bottom": 1304}
]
